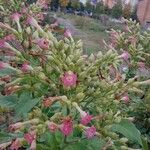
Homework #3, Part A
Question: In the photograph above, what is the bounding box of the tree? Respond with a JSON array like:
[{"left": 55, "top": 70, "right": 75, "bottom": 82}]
[
  {"left": 59, "top": 0, "right": 69, "bottom": 8},
  {"left": 123, "top": 3, "right": 132, "bottom": 19},
  {"left": 94, "top": 2, "right": 105, "bottom": 14},
  {"left": 111, "top": 0, "right": 123, "bottom": 18},
  {"left": 85, "top": 0, "right": 93, "bottom": 12},
  {"left": 70, "top": 0, "right": 80, "bottom": 10}
]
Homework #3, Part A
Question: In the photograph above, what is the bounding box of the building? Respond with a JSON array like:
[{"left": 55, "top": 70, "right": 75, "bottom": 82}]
[{"left": 137, "top": 0, "right": 150, "bottom": 25}]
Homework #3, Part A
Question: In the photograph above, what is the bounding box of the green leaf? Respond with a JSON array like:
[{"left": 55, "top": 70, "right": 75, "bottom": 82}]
[
  {"left": 64, "top": 138, "right": 105, "bottom": 150},
  {"left": 141, "top": 137, "right": 149, "bottom": 150},
  {"left": 111, "top": 119, "right": 142, "bottom": 146},
  {"left": 15, "top": 93, "right": 41, "bottom": 118},
  {"left": 0, "top": 131, "right": 23, "bottom": 144},
  {"left": 0, "top": 95, "right": 18, "bottom": 108},
  {"left": 0, "top": 68, "right": 16, "bottom": 77}
]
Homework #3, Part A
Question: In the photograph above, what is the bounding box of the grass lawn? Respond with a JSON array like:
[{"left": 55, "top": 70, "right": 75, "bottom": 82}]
[{"left": 52, "top": 12, "right": 123, "bottom": 54}]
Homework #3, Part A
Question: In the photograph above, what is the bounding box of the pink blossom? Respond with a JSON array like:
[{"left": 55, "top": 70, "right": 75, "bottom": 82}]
[
  {"left": 61, "top": 71, "right": 77, "bottom": 88},
  {"left": 48, "top": 122, "right": 58, "bottom": 132},
  {"left": 64, "top": 29, "right": 72, "bottom": 38},
  {"left": 24, "top": 131, "right": 36, "bottom": 145},
  {"left": 10, "top": 139, "right": 21, "bottom": 150},
  {"left": 27, "top": 16, "right": 42, "bottom": 31},
  {"left": 81, "top": 112, "right": 93, "bottom": 125},
  {"left": 29, "top": 140, "right": 36, "bottom": 150},
  {"left": 21, "top": 63, "right": 33, "bottom": 72},
  {"left": 11, "top": 13, "right": 21, "bottom": 22},
  {"left": 9, "top": 122, "right": 24, "bottom": 131},
  {"left": 121, "top": 95, "right": 129, "bottom": 103},
  {"left": 34, "top": 38, "right": 49, "bottom": 50},
  {"left": 36, "top": 0, "right": 48, "bottom": 9},
  {"left": 0, "top": 142, "right": 11, "bottom": 149},
  {"left": 59, "top": 118, "right": 73, "bottom": 136},
  {"left": 0, "top": 61, "right": 9, "bottom": 70},
  {"left": 138, "top": 62, "right": 145, "bottom": 68},
  {"left": 21, "top": 7, "right": 28, "bottom": 14},
  {"left": 4, "top": 34, "right": 15, "bottom": 41},
  {"left": 85, "top": 126, "right": 96, "bottom": 139},
  {"left": 119, "top": 51, "right": 130, "bottom": 61}
]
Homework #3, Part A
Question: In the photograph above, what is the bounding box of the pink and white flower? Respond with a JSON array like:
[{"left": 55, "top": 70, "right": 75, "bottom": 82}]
[
  {"left": 85, "top": 126, "right": 96, "bottom": 139},
  {"left": 9, "top": 122, "right": 24, "bottom": 131},
  {"left": 10, "top": 139, "right": 22, "bottom": 150},
  {"left": 29, "top": 140, "right": 36, "bottom": 150},
  {"left": 121, "top": 95, "right": 129, "bottom": 103},
  {"left": 11, "top": 13, "right": 21, "bottom": 22},
  {"left": 61, "top": 71, "right": 77, "bottom": 88},
  {"left": 81, "top": 112, "right": 93, "bottom": 125},
  {"left": 34, "top": 38, "right": 50, "bottom": 50},
  {"left": 119, "top": 51, "right": 130, "bottom": 61},
  {"left": 27, "top": 16, "right": 43, "bottom": 32},
  {"left": 73, "top": 102, "right": 93, "bottom": 125},
  {"left": 48, "top": 122, "right": 58, "bottom": 132},
  {"left": 0, "top": 61, "right": 9, "bottom": 70},
  {"left": 64, "top": 29, "right": 72, "bottom": 38},
  {"left": 24, "top": 131, "right": 36, "bottom": 145},
  {"left": 59, "top": 118, "right": 73, "bottom": 136},
  {"left": 21, "top": 63, "right": 33, "bottom": 72}
]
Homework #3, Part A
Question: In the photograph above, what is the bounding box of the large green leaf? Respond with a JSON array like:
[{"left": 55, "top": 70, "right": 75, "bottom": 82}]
[
  {"left": 0, "top": 95, "right": 18, "bottom": 108},
  {"left": 0, "top": 131, "right": 23, "bottom": 144},
  {"left": 0, "top": 68, "right": 16, "bottom": 77},
  {"left": 15, "top": 94, "right": 41, "bottom": 118},
  {"left": 64, "top": 137, "right": 105, "bottom": 150},
  {"left": 111, "top": 119, "right": 142, "bottom": 146}
]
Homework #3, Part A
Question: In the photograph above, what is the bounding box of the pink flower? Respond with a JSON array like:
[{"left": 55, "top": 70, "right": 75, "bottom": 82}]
[
  {"left": 0, "top": 61, "right": 9, "bottom": 70},
  {"left": 48, "top": 122, "right": 58, "bottom": 132},
  {"left": 36, "top": 0, "right": 48, "bottom": 9},
  {"left": 81, "top": 112, "right": 93, "bottom": 125},
  {"left": 138, "top": 62, "right": 145, "bottom": 68},
  {"left": 29, "top": 140, "right": 36, "bottom": 150},
  {"left": 11, "top": 13, "right": 21, "bottom": 22},
  {"left": 121, "top": 95, "right": 129, "bottom": 103},
  {"left": 59, "top": 118, "right": 73, "bottom": 136},
  {"left": 0, "top": 142, "right": 11, "bottom": 149},
  {"left": 9, "top": 122, "right": 24, "bottom": 131},
  {"left": 61, "top": 71, "right": 77, "bottom": 88},
  {"left": 10, "top": 139, "right": 21, "bottom": 150},
  {"left": 21, "top": 7, "right": 28, "bottom": 14},
  {"left": 85, "top": 126, "right": 96, "bottom": 139},
  {"left": 34, "top": 38, "right": 49, "bottom": 50},
  {"left": 24, "top": 131, "right": 36, "bottom": 145},
  {"left": 119, "top": 51, "right": 130, "bottom": 61},
  {"left": 21, "top": 63, "right": 33, "bottom": 72},
  {"left": 27, "top": 16, "right": 42, "bottom": 31},
  {"left": 64, "top": 29, "right": 72, "bottom": 38}
]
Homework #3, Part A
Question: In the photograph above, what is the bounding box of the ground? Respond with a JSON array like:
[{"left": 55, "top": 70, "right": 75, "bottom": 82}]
[{"left": 49, "top": 12, "right": 123, "bottom": 54}]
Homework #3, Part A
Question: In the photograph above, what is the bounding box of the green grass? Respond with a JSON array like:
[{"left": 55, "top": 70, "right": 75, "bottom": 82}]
[{"left": 54, "top": 12, "right": 123, "bottom": 54}]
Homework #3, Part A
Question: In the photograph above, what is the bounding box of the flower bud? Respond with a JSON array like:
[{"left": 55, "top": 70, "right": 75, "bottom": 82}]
[
  {"left": 119, "top": 138, "right": 128, "bottom": 143},
  {"left": 26, "top": 27, "right": 31, "bottom": 35},
  {"left": 76, "top": 92, "right": 85, "bottom": 100}
]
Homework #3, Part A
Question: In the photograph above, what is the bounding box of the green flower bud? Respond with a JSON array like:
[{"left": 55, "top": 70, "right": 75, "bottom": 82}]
[
  {"left": 120, "top": 146, "right": 128, "bottom": 150},
  {"left": 61, "top": 96, "right": 68, "bottom": 101},
  {"left": 76, "top": 92, "right": 85, "bottom": 100},
  {"left": 119, "top": 138, "right": 128, "bottom": 143},
  {"left": 114, "top": 116, "right": 121, "bottom": 123},
  {"left": 26, "top": 27, "right": 31, "bottom": 35},
  {"left": 32, "top": 31, "right": 39, "bottom": 39},
  {"left": 38, "top": 72, "right": 47, "bottom": 80}
]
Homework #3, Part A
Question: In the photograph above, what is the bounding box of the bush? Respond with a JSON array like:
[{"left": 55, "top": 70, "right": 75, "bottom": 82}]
[{"left": 0, "top": 1, "right": 150, "bottom": 149}]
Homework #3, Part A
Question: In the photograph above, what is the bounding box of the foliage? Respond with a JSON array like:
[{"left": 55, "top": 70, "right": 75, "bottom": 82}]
[
  {"left": 0, "top": 1, "right": 150, "bottom": 150},
  {"left": 123, "top": 3, "right": 132, "bottom": 19},
  {"left": 111, "top": 0, "right": 123, "bottom": 19}
]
